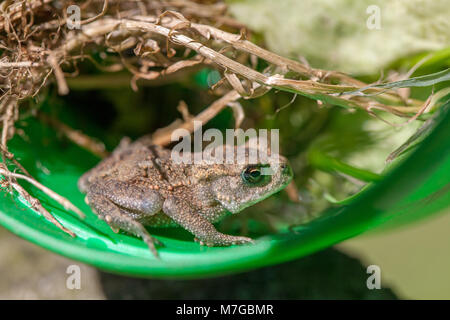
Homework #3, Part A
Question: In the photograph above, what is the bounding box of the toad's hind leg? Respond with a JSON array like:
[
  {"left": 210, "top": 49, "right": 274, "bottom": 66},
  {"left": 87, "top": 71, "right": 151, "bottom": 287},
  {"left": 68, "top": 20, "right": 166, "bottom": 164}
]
[{"left": 86, "top": 181, "right": 164, "bottom": 257}]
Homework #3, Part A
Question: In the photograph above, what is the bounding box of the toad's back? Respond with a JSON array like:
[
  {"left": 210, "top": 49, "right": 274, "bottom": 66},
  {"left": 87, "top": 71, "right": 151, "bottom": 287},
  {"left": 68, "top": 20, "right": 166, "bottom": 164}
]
[{"left": 78, "top": 138, "right": 192, "bottom": 197}]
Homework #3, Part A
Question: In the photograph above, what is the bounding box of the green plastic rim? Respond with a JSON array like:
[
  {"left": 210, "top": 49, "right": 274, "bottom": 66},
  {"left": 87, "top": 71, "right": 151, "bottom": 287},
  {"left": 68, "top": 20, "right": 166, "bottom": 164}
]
[{"left": 0, "top": 103, "right": 449, "bottom": 279}]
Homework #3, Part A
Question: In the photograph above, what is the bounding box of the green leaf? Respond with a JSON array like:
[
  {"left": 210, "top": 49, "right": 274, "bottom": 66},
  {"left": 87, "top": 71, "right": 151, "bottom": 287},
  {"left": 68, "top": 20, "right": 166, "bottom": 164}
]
[
  {"left": 308, "top": 149, "right": 383, "bottom": 183},
  {"left": 341, "top": 69, "right": 450, "bottom": 96}
]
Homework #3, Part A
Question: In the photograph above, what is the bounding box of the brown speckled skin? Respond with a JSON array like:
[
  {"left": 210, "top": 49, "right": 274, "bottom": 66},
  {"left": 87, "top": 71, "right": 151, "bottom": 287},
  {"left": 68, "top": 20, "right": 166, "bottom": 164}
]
[{"left": 78, "top": 137, "right": 293, "bottom": 256}]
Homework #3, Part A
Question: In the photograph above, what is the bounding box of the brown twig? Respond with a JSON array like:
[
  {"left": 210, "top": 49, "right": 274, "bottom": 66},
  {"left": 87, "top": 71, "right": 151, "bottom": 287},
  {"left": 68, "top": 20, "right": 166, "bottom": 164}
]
[
  {"left": 0, "top": 165, "right": 75, "bottom": 237},
  {"left": 37, "top": 112, "right": 109, "bottom": 158},
  {"left": 0, "top": 168, "right": 84, "bottom": 219},
  {"left": 152, "top": 89, "right": 241, "bottom": 146}
]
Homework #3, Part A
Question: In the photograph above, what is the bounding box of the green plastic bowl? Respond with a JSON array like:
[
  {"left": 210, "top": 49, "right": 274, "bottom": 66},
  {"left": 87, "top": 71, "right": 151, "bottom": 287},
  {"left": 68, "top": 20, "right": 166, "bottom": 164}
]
[{"left": 0, "top": 102, "right": 449, "bottom": 278}]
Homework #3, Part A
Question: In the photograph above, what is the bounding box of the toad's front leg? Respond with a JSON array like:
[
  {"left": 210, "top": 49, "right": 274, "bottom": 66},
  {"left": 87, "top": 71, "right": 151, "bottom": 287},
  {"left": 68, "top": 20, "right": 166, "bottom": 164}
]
[{"left": 162, "top": 197, "right": 254, "bottom": 247}]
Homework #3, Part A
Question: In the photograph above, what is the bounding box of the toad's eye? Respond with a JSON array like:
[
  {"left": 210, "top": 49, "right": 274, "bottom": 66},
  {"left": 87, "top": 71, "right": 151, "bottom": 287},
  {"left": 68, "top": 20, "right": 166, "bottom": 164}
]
[{"left": 241, "top": 165, "right": 271, "bottom": 186}]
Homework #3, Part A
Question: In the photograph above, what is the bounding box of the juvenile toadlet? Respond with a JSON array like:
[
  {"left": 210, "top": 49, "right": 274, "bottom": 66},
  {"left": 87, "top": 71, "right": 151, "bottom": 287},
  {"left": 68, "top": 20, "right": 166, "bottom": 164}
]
[{"left": 78, "top": 137, "right": 293, "bottom": 256}]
